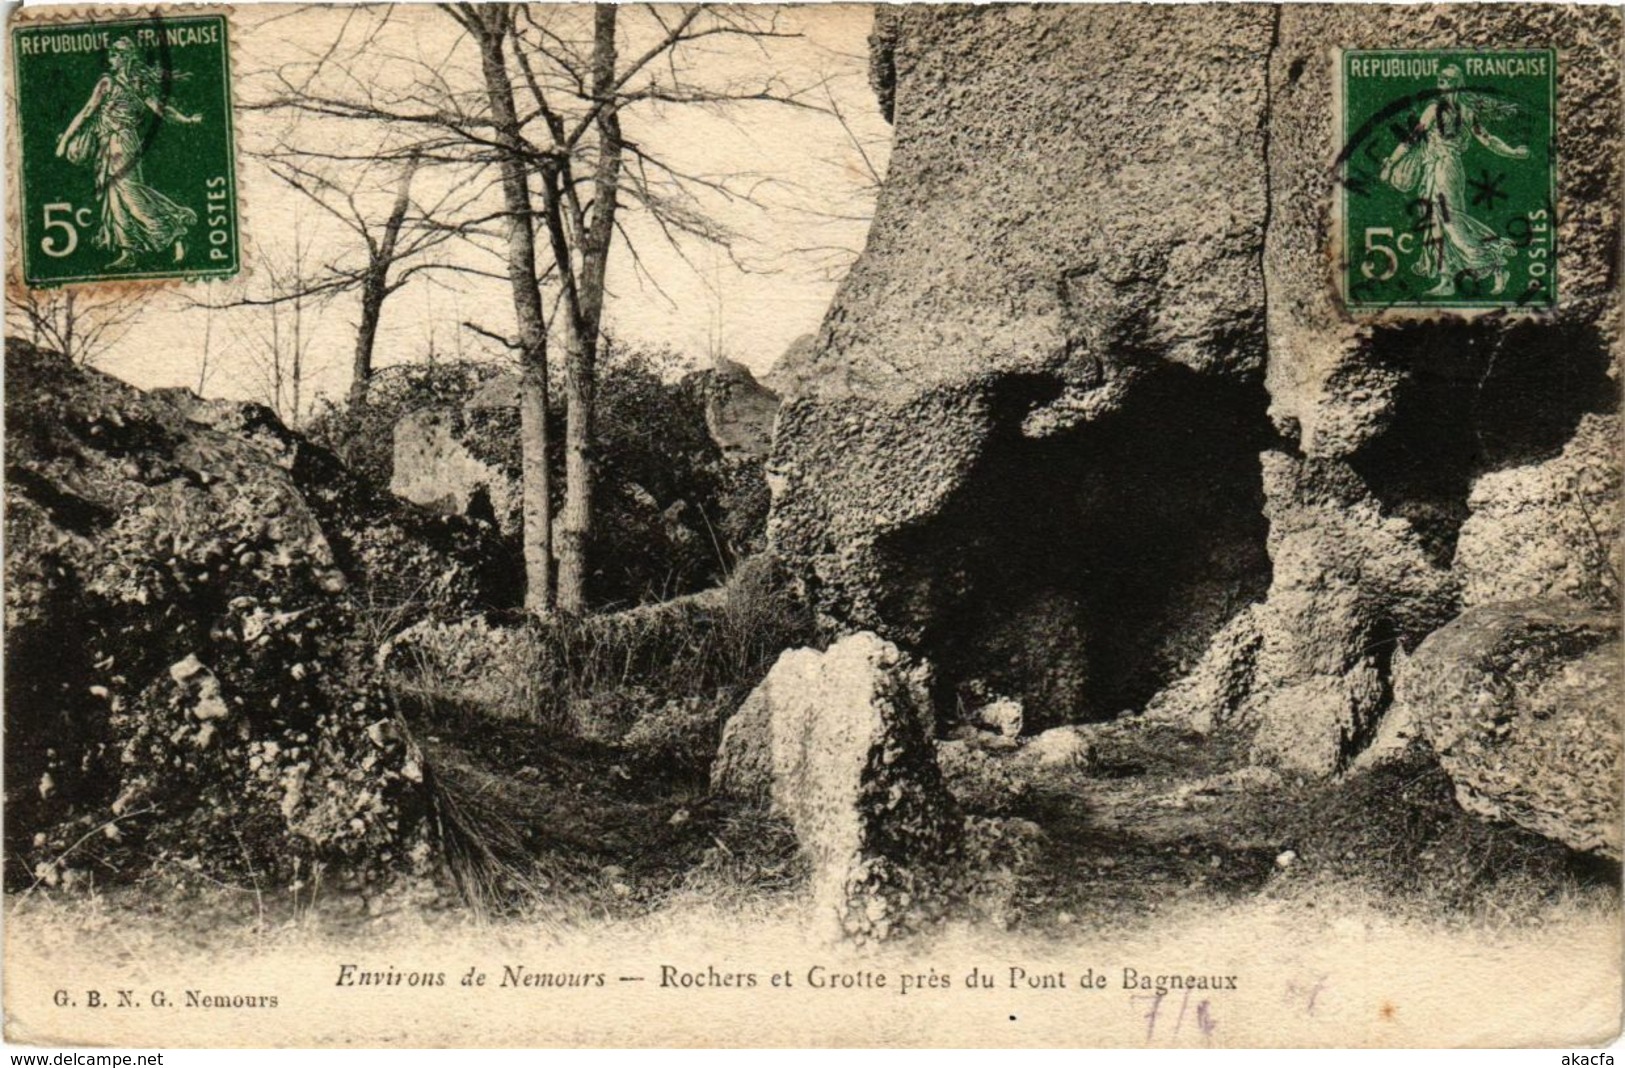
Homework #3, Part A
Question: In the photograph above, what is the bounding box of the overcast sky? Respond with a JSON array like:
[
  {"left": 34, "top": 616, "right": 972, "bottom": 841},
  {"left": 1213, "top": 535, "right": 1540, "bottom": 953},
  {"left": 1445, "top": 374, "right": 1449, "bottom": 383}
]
[{"left": 91, "top": 3, "right": 888, "bottom": 419}]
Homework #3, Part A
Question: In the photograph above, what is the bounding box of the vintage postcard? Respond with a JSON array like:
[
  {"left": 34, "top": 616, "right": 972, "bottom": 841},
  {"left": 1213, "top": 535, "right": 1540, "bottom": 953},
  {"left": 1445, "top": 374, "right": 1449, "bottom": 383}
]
[{"left": 4, "top": 0, "right": 1621, "bottom": 1051}]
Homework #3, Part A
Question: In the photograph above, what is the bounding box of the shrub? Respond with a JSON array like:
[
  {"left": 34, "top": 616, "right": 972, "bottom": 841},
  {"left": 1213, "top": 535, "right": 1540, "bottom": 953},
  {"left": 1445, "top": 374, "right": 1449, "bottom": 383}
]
[
  {"left": 305, "top": 361, "right": 505, "bottom": 491},
  {"left": 311, "top": 343, "right": 771, "bottom": 611},
  {"left": 384, "top": 556, "right": 815, "bottom": 765}
]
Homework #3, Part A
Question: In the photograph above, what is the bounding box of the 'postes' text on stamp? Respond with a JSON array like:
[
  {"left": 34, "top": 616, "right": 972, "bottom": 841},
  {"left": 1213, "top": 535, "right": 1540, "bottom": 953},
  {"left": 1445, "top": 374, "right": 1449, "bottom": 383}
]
[
  {"left": 1336, "top": 48, "right": 1556, "bottom": 312},
  {"left": 11, "top": 13, "right": 239, "bottom": 287}
]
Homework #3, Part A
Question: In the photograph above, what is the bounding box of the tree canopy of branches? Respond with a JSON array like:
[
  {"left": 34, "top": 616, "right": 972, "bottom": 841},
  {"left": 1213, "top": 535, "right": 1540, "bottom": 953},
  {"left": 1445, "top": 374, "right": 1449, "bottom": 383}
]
[
  {"left": 228, "top": 143, "right": 498, "bottom": 409},
  {"left": 4, "top": 287, "right": 143, "bottom": 366},
  {"left": 254, "top": 3, "right": 836, "bottom": 616}
]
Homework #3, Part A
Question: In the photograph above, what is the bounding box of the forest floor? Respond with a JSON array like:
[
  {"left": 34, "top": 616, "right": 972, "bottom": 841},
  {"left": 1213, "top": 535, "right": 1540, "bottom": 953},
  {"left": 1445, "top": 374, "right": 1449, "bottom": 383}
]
[{"left": 7, "top": 708, "right": 1619, "bottom": 1046}]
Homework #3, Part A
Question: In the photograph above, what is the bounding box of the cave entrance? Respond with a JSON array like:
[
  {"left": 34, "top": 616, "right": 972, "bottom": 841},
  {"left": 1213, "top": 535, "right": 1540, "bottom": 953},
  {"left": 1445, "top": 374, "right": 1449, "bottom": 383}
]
[
  {"left": 878, "top": 367, "right": 1276, "bottom": 732},
  {"left": 1349, "top": 318, "right": 1617, "bottom": 568}
]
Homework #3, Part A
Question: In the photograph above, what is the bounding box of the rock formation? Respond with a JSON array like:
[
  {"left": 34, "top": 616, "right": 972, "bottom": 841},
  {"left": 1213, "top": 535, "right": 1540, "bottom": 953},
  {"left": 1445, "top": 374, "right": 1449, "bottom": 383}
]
[
  {"left": 760, "top": 333, "right": 819, "bottom": 400},
  {"left": 1454, "top": 412, "right": 1621, "bottom": 610},
  {"left": 391, "top": 407, "right": 517, "bottom": 532},
  {"left": 1393, "top": 600, "right": 1621, "bottom": 859},
  {"left": 4, "top": 340, "right": 504, "bottom": 889},
  {"left": 770, "top": 4, "right": 1281, "bottom": 734},
  {"left": 768, "top": 4, "right": 1622, "bottom": 779},
  {"left": 713, "top": 632, "right": 962, "bottom": 940},
  {"left": 703, "top": 356, "right": 780, "bottom": 461},
  {"left": 1240, "top": 4, "right": 1621, "bottom": 772},
  {"left": 712, "top": 630, "right": 1057, "bottom": 939}
]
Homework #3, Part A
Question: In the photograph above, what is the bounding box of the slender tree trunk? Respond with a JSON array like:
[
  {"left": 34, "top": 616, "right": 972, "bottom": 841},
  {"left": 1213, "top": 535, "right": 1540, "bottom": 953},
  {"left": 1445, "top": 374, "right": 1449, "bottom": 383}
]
[
  {"left": 349, "top": 155, "right": 419, "bottom": 408},
  {"left": 62, "top": 292, "right": 77, "bottom": 363},
  {"left": 556, "top": 3, "right": 622, "bottom": 615},
  {"left": 474, "top": 9, "right": 553, "bottom": 615},
  {"left": 289, "top": 227, "right": 308, "bottom": 429},
  {"left": 291, "top": 296, "right": 303, "bottom": 429},
  {"left": 351, "top": 279, "right": 386, "bottom": 407},
  {"left": 270, "top": 298, "right": 283, "bottom": 418},
  {"left": 196, "top": 305, "right": 213, "bottom": 395}
]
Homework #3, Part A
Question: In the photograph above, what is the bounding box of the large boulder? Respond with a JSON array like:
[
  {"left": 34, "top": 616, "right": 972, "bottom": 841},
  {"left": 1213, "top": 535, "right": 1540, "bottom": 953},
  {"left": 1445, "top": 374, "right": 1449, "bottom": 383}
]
[
  {"left": 771, "top": 4, "right": 1278, "bottom": 726},
  {"left": 390, "top": 407, "right": 517, "bottom": 533},
  {"left": 4, "top": 340, "right": 504, "bottom": 890},
  {"left": 1235, "top": 451, "right": 1458, "bottom": 772},
  {"left": 703, "top": 356, "right": 779, "bottom": 461},
  {"left": 712, "top": 632, "right": 963, "bottom": 940},
  {"left": 770, "top": 4, "right": 1622, "bottom": 772},
  {"left": 1393, "top": 601, "right": 1622, "bottom": 859},
  {"left": 1455, "top": 412, "right": 1621, "bottom": 610}
]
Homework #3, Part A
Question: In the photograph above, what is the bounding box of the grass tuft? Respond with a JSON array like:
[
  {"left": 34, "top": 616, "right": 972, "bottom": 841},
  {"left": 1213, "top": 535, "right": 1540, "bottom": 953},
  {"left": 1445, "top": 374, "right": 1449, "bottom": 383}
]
[{"left": 1254, "top": 744, "right": 1619, "bottom": 922}]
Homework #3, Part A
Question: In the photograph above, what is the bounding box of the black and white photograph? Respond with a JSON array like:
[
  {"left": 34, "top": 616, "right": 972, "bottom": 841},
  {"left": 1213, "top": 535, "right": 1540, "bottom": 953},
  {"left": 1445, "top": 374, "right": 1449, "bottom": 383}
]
[{"left": 4, "top": 0, "right": 1621, "bottom": 1049}]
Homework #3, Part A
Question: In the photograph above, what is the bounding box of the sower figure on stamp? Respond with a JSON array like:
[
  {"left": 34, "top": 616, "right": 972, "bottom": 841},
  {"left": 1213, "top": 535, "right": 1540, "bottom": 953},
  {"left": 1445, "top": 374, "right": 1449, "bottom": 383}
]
[
  {"left": 55, "top": 37, "right": 201, "bottom": 269},
  {"left": 1380, "top": 64, "right": 1529, "bottom": 297}
]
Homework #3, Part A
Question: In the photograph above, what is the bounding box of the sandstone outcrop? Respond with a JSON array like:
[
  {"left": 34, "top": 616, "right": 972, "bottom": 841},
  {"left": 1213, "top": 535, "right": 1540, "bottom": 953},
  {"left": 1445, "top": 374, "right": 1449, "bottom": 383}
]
[
  {"left": 1240, "top": 4, "right": 1622, "bottom": 771},
  {"left": 703, "top": 356, "right": 780, "bottom": 461},
  {"left": 1455, "top": 413, "right": 1621, "bottom": 610},
  {"left": 4, "top": 340, "right": 503, "bottom": 889},
  {"left": 391, "top": 407, "right": 516, "bottom": 533},
  {"left": 1393, "top": 600, "right": 1622, "bottom": 859},
  {"left": 769, "top": 4, "right": 1622, "bottom": 776},
  {"left": 712, "top": 632, "right": 962, "bottom": 940},
  {"left": 771, "top": 4, "right": 1278, "bottom": 732}
]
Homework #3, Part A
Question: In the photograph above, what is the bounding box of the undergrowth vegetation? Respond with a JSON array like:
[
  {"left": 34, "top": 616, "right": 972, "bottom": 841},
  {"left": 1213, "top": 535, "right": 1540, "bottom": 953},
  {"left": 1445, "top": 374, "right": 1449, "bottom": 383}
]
[
  {"left": 404, "top": 695, "right": 807, "bottom": 921},
  {"left": 377, "top": 555, "right": 816, "bottom": 916},
  {"left": 1255, "top": 744, "right": 1619, "bottom": 923},
  {"left": 386, "top": 555, "right": 812, "bottom": 742},
  {"left": 307, "top": 344, "right": 771, "bottom": 611}
]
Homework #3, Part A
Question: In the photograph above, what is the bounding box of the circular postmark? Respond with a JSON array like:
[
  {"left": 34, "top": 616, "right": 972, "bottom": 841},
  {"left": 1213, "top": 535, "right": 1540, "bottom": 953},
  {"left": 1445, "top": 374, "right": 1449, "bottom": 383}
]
[{"left": 1333, "top": 49, "right": 1558, "bottom": 315}]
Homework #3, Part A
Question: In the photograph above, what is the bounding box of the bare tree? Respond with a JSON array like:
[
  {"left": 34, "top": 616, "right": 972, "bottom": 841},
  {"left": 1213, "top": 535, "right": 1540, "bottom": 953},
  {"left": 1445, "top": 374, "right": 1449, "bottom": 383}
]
[
  {"left": 253, "top": 3, "right": 834, "bottom": 615},
  {"left": 255, "top": 149, "right": 503, "bottom": 407},
  {"left": 4, "top": 288, "right": 143, "bottom": 365},
  {"left": 474, "top": 3, "right": 826, "bottom": 614},
  {"left": 779, "top": 79, "right": 890, "bottom": 281},
  {"left": 196, "top": 303, "right": 216, "bottom": 395},
  {"left": 452, "top": 3, "right": 556, "bottom": 615},
  {"left": 225, "top": 223, "right": 328, "bottom": 427}
]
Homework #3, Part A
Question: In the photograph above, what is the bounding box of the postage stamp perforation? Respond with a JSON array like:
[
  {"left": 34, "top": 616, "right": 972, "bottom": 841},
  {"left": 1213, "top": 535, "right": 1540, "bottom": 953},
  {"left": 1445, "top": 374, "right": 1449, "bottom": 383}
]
[
  {"left": 1332, "top": 44, "right": 1559, "bottom": 319},
  {"left": 7, "top": 4, "right": 244, "bottom": 295}
]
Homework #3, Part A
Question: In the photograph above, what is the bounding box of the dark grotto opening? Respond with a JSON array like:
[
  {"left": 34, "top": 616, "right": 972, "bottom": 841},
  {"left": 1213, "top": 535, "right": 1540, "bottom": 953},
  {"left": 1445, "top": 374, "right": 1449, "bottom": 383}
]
[
  {"left": 874, "top": 366, "right": 1278, "bottom": 732},
  {"left": 1349, "top": 319, "right": 1617, "bottom": 568}
]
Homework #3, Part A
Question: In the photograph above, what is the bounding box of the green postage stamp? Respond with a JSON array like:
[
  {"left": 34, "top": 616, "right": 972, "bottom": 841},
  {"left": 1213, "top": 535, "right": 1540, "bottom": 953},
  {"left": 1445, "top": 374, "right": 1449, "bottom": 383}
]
[
  {"left": 1336, "top": 48, "right": 1556, "bottom": 312},
  {"left": 10, "top": 12, "right": 239, "bottom": 287}
]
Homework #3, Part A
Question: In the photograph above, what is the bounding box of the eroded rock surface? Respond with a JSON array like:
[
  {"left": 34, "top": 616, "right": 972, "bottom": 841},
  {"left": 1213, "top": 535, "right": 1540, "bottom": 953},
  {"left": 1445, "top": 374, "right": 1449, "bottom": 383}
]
[
  {"left": 770, "top": 4, "right": 1622, "bottom": 777},
  {"left": 771, "top": 4, "right": 1276, "bottom": 729},
  {"left": 4, "top": 341, "right": 501, "bottom": 889},
  {"left": 1394, "top": 600, "right": 1622, "bottom": 859},
  {"left": 1235, "top": 4, "right": 1623, "bottom": 771},
  {"left": 703, "top": 356, "right": 780, "bottom": 461},
  {"left": 1455, "top": 412, "right": 1621, "bottom": 610},
  {"left": 712, "top": 632, "right": 961, "bottom": 940},
  {"left": 391, "top": 407, "right": 516, "bottom": 533}
]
